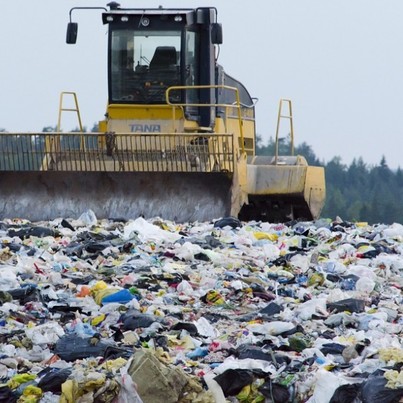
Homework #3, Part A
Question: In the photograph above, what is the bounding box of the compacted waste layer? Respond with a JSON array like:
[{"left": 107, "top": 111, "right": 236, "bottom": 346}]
[{"left": 1, "top": 212, "right": 403, "bottom": 402}]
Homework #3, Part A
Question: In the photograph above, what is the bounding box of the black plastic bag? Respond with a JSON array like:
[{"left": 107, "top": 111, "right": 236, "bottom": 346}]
[
  {"left": 103, "top": 345, "right": 133, "bottom": 360},
  {"left": 330, "top": 383, "right": 362, "bottom": 403},
  {"left": 7, "top": 284, "right": 38, "bottom": 304},
  {"left": 38, "top": 367, "right": 73, "bottom": 393},
  {"left": 236, "top": 344, "right": 290, "bottom": 365},
  {"left": 8, "top": 226, "right": 57, "bottom": 239},
  {"left": 171, "top": 322, "right": 199, "bottom": 336},
  {"left": 259, "top": 302, "right": 282, "bottom": 316},
  {"left": 327, "top": 298, "right": 366, "bottom": 313},
  {"left": 0, "top": 386, "right": 17, "bottom": 402},
  {"left": 213, "top": 217, "right": 242, "bottom": 229},
  {"left": 214, "top": 369, "right": 254, "bottom": 396},
  {"left": 53, "top": 334, "right": 113, "bottom": 361},
  {"left": 361, "top": 374, "right": 403, "bottom": 403},
  {"left": 320, "top": 343, "right": 347, "bottom": 355},
  {"left": 120, "top": 312, "right": 161, "bottom": 330},
  {"left": 259, "top": 381, "right": 290, "bottom": 402}
]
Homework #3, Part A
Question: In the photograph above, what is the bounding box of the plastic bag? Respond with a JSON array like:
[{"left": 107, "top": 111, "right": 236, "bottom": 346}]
[
  {"left": 213, "top": 216, "right": 242, "bottom": 229},
  {"left": 361, "top": 374, "right": 403, "bottom": 403},
  {"left": 37, "top": 368, "right": 72, "bottom": 394},
  {"left": 214, "top": 369, "right": 254, "bottom": 396},
  {"left": 25, "top": 322, "right": 65, "bottom": 345},
  {"left": 0, "top": 385, "right": 17, "bottom": 402},
  {"left": 246, "top": 321, "right": 295, "bottom": 336},
  {"left": 327, "top": 298, "right": 366, "bottom": 314},
  {"left": 175, "top": 241, "right": 204, "bottom": 261},
  {"left": 355, "top": 277, "right": 376, "bottom": 293},
  {"left": 194, "top": 317, "right": 218, "bottom": 338},
  {"left": 176, "top": 280, "right": 194, "bottom": 296},
  {"left": 0, "top": 267, "right": 20, "bottom": 290},
  {"left": 77, "top": 209, "right": 97, "bottom": 226},
  {"left": 259, "top": 381, "right": 290, "bottom": 402},
  {"left": 115, "top": 365, "right": 143, "bottom": 403},
  {"left": 306, "top": 369, "right": 347, "bottom": 403},
  {"left": 204, "top": 372, "right": 226, "bottom": 403},
  {"left": 101, "top": 289, "right": 135, "bottom": 304},
  {"left": 8, "top": 225, "right": 56, "bottom": 239},
  {"left": 121, "top": 312, "right": 161, "bottom": 331},
  {"left": 295, "top": 298, "right": 328, "bottom": 320},
  {"left": 122, "top": 217, "right": 180, "bottom": 243},
  {"left": 53, "top": 334, "right": 112, "bottom": 361},
  {"left": 329, "top": 383, "right": 362, "bottom": 403},
  {"left": 236, "top": 344, "right": 290, "bottom": 366}
]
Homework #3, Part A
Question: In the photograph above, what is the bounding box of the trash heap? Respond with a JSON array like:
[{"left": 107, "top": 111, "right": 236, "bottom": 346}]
[{"left": 1, "top": 211, "right": 403, "bottom": 402}]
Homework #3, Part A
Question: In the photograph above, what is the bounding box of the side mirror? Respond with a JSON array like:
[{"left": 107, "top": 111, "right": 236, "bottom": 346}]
[
  {"left": 211, "top": 23, "right": 223, "bottom": 45},
  {"left": 66, "top": 22, "right": 78, "bottom": 44}
]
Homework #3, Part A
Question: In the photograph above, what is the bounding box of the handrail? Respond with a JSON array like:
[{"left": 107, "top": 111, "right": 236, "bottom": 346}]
[
  {"left": 165, "top": 85, "right": 245, "bottom": 154},
  {"left": 56, "top": 91, "right": 86, "bottom": 159},
  {"left": 274, "top": 99, "right": 294, "bottom": 165},
  {"left": 0, "top": 132, "right": 234, "bottom": 173},
  {"left": 57, "top": 92, "right": 84, "bottom": 133}
]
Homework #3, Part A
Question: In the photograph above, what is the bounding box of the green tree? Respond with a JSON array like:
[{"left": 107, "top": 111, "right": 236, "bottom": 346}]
[
  {"left": 42, "top": 126, "right": 57, "bottom": 132},
  {"left": 295, "top": 141, "right": 323, "bottom": 166}
]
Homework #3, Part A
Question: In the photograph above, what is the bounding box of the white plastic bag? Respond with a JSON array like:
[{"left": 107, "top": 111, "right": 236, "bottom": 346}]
[
  {"left": 115, "top": 364, "right": 143, "bottom": 403},
  {"left": 194, "top": 317, "right": 218, "bottom": 338},
  {"left": 123, "top": 217, "right": 180, "bottom": 243},
  {"left": 77, "top": 209, "right": 97, "bottom": 226},
  {"left": 25, "top": 322, "right": 65, "bottom": 345},
  {"left": 176, "top": 279, "right": 194, "bottom": 295},
  {"left": 355, "top": 277, "right": 376, "bottom": 293}
]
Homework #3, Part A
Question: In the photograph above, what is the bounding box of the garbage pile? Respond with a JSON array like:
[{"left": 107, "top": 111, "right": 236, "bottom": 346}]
[{"left": 1, "top": 211, "right": 403, "bottom": 402}]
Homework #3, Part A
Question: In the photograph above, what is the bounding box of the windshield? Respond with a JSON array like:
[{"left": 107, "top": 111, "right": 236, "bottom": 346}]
[{"left": 110, "top": 29, "right": 181, "bottom": 103}]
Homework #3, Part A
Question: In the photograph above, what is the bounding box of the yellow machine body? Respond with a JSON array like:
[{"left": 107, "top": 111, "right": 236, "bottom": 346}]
[{"left": 0, "top": 5, "right": 325, "bottom": 223}]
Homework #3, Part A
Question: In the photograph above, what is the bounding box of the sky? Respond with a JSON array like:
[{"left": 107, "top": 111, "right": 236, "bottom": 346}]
[{"left": 1, "top": 0, "right": 403, "bottom": 169}]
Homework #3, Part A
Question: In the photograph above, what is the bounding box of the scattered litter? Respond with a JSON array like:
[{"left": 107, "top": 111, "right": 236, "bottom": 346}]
[{"left": 0, "top": 213, "right": 403, "bottom": 401}]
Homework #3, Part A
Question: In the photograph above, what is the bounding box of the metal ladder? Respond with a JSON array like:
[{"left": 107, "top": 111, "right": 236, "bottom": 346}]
[
  {"left": 57, "top": 91, "right": 85, "bottom": 150},
  {"left": 57, "top": 91, "right": 84, "bottom": 133},
  {"left": 274, "top": 98, "right": 294, "bottom": 164}
]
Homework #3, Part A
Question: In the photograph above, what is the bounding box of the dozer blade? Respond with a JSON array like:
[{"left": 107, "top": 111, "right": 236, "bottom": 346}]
[{"left": 0, "top": 171, "right": 232, "bottom": 222}]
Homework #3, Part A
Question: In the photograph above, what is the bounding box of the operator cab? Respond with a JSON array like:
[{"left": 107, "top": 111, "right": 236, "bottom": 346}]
[
  {"left": 67, "top": 3, "right": 255, "bottom": 129},
  {"left": 108, "top": 24, "right": 182, "bottom": 103},
  {"left": 102, "top": 7, "right": 218, "bottom": 107}
]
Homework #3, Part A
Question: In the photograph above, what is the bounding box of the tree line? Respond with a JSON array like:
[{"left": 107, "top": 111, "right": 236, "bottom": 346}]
[{"left": 256, "top": 136, "right": 403, "bottom": 225}]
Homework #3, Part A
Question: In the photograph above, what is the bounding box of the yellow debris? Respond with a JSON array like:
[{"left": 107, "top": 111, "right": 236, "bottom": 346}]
[
  {"left": 253, "top": 232, "right": 278, "bottom": 241},
  {"left": 379, "top": 348, "right": 403, "bottom": 363},
  {"left": 385, "top": 369, "right": 403, "bottom": 389},
  {"left": 91, "top": 313, "right": 106, "bottom": 326},
  {"left": 18, "top": 385, "right": 43, "bottom": 402},
  {"left": 8, "top": 373, "right": 36, "bottom": 389}
]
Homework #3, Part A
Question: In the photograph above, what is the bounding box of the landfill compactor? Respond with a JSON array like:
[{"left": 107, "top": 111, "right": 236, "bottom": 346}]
[{"left": 0, "top": 3, "right": 325, "bottom": 222}]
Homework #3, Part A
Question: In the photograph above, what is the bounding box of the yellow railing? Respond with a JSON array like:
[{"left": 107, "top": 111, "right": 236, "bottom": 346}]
[
  {"left": 165, "top": 85, "right": 246, "bottom": 154},
  {"left": 0, "top": 132, "right": 234, "bottom": 173},
  {"left": 274, "top": 99, "right": 295, "bottom": 165}
]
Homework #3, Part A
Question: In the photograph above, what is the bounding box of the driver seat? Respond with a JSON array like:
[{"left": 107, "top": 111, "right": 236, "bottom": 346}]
[{"left": 149, "top": 46, "right": 177, "bottom": 70}]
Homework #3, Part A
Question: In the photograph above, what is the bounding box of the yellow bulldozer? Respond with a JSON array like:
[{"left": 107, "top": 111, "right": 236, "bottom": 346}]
[{"left": 0, "top": 2, "right": 325, "bottom": 223}]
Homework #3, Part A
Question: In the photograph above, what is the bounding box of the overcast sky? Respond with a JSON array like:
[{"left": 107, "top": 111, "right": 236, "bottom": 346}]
[{"left": 1, "top": 1, "right": 403, "bottom": 169}]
